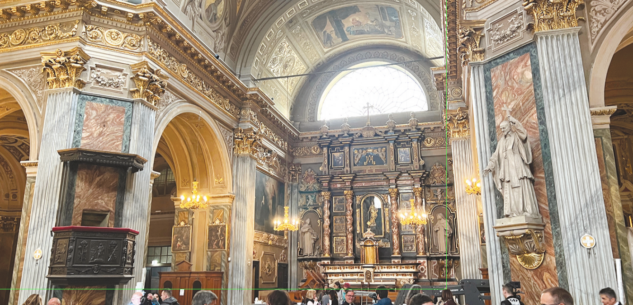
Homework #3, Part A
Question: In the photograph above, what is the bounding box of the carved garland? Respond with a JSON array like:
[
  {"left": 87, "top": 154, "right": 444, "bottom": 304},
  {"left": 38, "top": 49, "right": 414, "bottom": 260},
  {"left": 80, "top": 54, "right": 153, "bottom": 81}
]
[{"left": 41, "top": 47, "right": 90, "bottom": 89}]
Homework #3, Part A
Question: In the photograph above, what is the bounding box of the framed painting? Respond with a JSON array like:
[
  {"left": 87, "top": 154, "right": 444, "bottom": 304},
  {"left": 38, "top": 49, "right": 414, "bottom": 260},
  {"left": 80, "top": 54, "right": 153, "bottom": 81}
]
[
  {"left": 171, "top": 225, "right": 191, "bottom": 252},
  {"left": 255, "top": 170, "right": 285, "bottom": 235},
  {"left": 402, "top": 235, "right": 416, "bottom": 253},
  {"left": 397, "top": 147, "right": 411, "bottom": 164},
  {"left": 333, "top": 216, "right": 346, "bottom": 233},
  {"left": 208, "top": 224, "right": 226, "bottom": 250},
  {"left": 333, "top": 237, "right": 346, "bottom": 254},
  {"left": 331, "top": 151, "right": 345, "bottom": 168},
  {"left": 333, "top": 196, "right": 346, "bottom": 212},
  {"left": 353, "top": 146, "right": 387, "bottom": 166}
]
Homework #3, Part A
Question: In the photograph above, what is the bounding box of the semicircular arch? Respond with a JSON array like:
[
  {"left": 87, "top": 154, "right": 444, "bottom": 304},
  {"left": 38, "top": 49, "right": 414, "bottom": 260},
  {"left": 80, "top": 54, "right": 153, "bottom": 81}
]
[{"left": 0, "top": 72, "right": 41, "bottom": 161}]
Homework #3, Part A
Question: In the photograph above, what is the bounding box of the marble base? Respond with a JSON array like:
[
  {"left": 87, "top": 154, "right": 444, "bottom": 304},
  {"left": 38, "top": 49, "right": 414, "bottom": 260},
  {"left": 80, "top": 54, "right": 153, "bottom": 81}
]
[{"left": 494, "top": 216, "right": 545, "bottom": 237}]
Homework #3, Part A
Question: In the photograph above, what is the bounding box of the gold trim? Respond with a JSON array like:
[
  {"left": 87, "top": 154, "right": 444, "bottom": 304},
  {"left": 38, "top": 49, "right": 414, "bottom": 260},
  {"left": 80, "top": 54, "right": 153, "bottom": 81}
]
[
  {"left": 0, "top": 37, "right": 80, "bottom": 53},
  {"left": 523, "top": 0, "right": 584, "bottom": 32}
]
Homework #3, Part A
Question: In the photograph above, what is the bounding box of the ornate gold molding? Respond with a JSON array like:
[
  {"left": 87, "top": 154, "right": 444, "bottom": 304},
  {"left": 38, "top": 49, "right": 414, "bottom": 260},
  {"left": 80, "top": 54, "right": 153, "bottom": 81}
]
[
  {"left": 445, "top": 108, "right": 470, "bottom": 138},
  {"left": 130, "top": 61, "right": 167, "bottom": 106},
  {"left": 84, "top": 25, "right": 142, "bottom": 50},
  {"left": 503, "top": 230, "right": 545, "bottom": 269},
  {"left": 590, "top": 107, "right": 617, "bottom": 116},
  {"left": 288, "top": 163, "right": 301, "bottom": 183},
  {"left": 458, "top": 27, "right": 485, "bottom": 66},
  {"left": 0, "top": 21, "right": 78, "bottom": 49},
  {"left": 291, "top": 145, "right": 321, "bottom": 157},
  {"left": 41, "top": 47, "right": 90, "bottom": 89},
  {"left": 523, "top": 0, "right": 584, "bottom": 32},
  {"left": 233, "top": 128, "right": 261, "bottom": 156}
]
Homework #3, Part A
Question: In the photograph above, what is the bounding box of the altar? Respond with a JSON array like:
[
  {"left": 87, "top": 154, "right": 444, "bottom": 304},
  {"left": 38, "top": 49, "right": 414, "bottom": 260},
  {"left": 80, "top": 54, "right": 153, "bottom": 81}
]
[{"left": 322, "top": 263, "right": 420, "bottom": 287}]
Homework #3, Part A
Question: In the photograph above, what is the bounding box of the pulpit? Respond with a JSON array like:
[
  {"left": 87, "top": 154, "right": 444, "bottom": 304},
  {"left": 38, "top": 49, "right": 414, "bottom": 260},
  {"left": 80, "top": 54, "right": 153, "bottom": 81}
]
[{"left": 360, "top": 229, "right": 379, "bottom": 264}]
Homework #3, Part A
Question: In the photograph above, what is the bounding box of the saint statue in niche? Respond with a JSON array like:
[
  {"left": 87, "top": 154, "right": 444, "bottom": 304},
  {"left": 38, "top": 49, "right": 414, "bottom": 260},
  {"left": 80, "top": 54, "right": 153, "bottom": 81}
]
[
  {"left": 433, "top": 214, "right": 452, "bottom": 254},
  {"left": 484, "top": 113, "right": 540, "bottom": 218},
  {"left": 300, "top": 218, "right": 318, "bottom": 256},
  {"left": 367, "top": 204, "right": 378, "bottom": 227}
]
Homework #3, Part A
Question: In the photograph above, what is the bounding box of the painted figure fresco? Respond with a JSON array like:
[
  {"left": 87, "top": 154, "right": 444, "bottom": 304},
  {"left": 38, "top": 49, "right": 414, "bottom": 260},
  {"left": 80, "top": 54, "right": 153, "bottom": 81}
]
[
  {"left": 332, "top": 152, "right": 345, "bottom": 168},
  {"left": 398, "top": 147, "right": 411, "bottom": 163},
  {"left": 255, "top": 170, "right": 285, "bottom": 234},
  {"left": 172, "top": 226, "right": 191, "bottom": 252},
  {"left": 205, "top": 0, "right": 224, "bottom": 24},
  {"left": 208, "top": 224, "right": 226, "bottom": 250},
  {"left": 311, "top": 5, "right": 402, "bottom": 48}
]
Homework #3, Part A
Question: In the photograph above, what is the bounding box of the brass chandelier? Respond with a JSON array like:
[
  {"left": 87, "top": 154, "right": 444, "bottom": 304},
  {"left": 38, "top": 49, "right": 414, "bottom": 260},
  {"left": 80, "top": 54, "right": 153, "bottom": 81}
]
[
  {"left": 465, "top": 177, "right": 481, "bottom": 195},
  {"left": 274, "top": 206, "right": 298, "bottom": 232},
  {"left": 179, "top": 180, "right": 209, "bottom": 209},
  {"left": 399, "top": 199, "right": 427, "bottom": 226}
]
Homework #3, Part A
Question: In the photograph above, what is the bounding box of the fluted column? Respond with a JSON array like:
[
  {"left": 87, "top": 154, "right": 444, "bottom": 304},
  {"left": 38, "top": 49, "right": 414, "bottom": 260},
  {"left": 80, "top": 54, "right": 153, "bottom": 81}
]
[
  {"left": 388, "top": 188, "right": 401, "bottom": 257},
  {"left": 450, "top": 137, "right": 482, "bottom": 279},
  {"left": 413, "top": 187, "right": 426, "bottom": 256},
  {"left": 536, "top": 28, "right": 617, "bottom": 304},
  {"left": 227, "top": 128, "right": 258, "bottom": 305},
  {"left": 288, "top": 181, "right": 299, "bottom": 288},
  {"left": 322, "top": 191, "right": 332, "bottom": 257},
  {"left": 9, "top": 162, "right": 38, "bottom": 305},
  {"left": 344, "top": 190, "right": 354, "bottom": 260},
  {"left": 18, "top": 88, "right": 80, "bottom": 304},
  {"left": 471, "top": 63, "right": 506, "bottom": 304}
]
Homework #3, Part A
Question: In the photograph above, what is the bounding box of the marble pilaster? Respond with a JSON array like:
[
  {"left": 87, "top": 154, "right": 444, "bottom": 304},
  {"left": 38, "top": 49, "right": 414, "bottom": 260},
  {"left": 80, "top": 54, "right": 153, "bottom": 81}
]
[
  {"left": 344, "top": 190, "right": 354, "bottom": 260},
  {"left": 388, "top": 188, "right": 401, "bottom": 258},
  {"left": 451, "top": 138, "right": 482, "bottom": 279},
  {"left": 536, "top": 28, "right": 617, "bottom": 304},
  {"left": 288, "top": 181, "right": 299, "bottom": 288}
]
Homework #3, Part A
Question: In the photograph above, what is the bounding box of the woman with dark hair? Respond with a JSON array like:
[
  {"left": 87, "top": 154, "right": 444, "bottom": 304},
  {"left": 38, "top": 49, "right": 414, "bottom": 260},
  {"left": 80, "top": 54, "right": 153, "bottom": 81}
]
[
  {"left": 267, "top": 290, "right": 292, "bottom": 305},
  {"left": 22, "top": 294, "right": 42, "bottom": 305},
  {"left": 439, "top": 289, "right": 457, "bottom": 305},
  {"left": 328, "top": 290, "right": 339, "bottom": 305}
]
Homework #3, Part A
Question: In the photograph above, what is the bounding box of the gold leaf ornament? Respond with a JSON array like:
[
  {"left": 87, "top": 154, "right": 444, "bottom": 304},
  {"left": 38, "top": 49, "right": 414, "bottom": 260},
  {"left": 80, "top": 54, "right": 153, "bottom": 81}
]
[{"left": 41, "top": 47, "right": 90, "bottom": 89}]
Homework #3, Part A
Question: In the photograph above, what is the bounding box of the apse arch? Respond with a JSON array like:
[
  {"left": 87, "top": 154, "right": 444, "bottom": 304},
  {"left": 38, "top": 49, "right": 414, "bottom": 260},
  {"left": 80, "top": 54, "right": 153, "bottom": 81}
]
[
  {"left": 153, "top": 102, "right": 233, "bottom": 195},
  {"left": 0, "top": 72, "right": 41, "bottom": 160}
]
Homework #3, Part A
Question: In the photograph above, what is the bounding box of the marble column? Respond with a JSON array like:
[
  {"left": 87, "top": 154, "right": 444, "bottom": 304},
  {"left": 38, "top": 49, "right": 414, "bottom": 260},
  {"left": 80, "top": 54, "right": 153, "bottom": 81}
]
[
  {"left": 536, "top": 28, "right": 617, "bottom": 304},
  {"left": 9, "top": 162, "right": 38, "bottom": 305},
  {"left": 227, "top": 129, "right": 258, "bottom": 305},
  {"left": 18, "top": 88, "right": 80, "bottom": 304},
  {"left": 388, "top": 188, "right": 401, "bottom": 258},
  {"left": 288, "top": 180, "right": 299, "bottom": 288},
  {"left": 413, "top": 187, "right": 426, "bottom": 256},
  {"left": 451, "top": 137, "right": 482, "bottom": 279},
  {"left": 344, "top": 190, "right": 354, "bottom": 260},
  {"left": 470, "top": 64, "right": 506, "bottom": 304},
  {"left": 322, "top": 191, "right": 331, "bottom": 257}
]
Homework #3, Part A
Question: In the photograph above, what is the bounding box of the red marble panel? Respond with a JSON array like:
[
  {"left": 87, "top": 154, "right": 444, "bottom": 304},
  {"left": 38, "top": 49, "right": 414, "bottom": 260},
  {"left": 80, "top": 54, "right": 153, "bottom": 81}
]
[
  {"left": 80, "top": 101, "right": 125, "bottom": 152},
  {"left": 595, "top": 139, "right": 619, "bottom": 257},
  {"left": 62, "top": 286, "right": 106, "bottom": 305},
  {"left": 72, "top": 164, "right": 119, "bottom": 227},
  {"left": 491, "top": 53, "right": 558, "bottom": 305}
]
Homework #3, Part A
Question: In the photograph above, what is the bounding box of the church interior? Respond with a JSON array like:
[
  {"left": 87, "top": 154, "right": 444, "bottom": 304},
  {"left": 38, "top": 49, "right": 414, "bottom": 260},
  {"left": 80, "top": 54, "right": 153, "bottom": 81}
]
[{"left": 0, "top": 0, "right": 633, "bottom": 304}]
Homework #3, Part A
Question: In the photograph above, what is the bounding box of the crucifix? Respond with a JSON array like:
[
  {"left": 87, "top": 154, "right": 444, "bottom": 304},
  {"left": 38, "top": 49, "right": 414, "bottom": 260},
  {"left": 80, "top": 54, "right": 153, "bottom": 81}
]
[
  {"left": 363, "top": 102, "right": 375, "bottom": 126},
  {"left": 502, "top": 105, "right": 512, "bottom": 117}
]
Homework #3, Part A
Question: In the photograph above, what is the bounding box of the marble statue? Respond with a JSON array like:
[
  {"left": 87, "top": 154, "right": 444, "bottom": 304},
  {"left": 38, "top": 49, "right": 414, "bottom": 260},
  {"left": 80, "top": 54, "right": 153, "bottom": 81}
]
[
  {"left": 300, "top": 218, "right": 318, "bottom": 256},
  {"left": 433, "top": 214, "right": 452, "bottom": 254},
  {"left": 484, "top": 114, "right": 540, "bottom": 218}
]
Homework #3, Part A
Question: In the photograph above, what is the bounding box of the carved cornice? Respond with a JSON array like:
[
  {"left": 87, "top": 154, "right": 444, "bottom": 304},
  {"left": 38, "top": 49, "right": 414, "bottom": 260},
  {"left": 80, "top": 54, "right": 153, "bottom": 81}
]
[
  {"left": 431, "top": 67, "right": 447, "bottom": 92},
  {"left": 458, "top": 26, "right": 485, "bottom": 66},
  {"left": 234, "top": 128, "right": 261, "bottom": 157},
  {"left": 41, "top": 47, "right": 90, "bottom": 89},
  {"left": 445, "top": 107, "right": 470, "bottom": 139},
  {"left": 523, "top": 0, "right": 584, "bottom": 32},
  {"left": 84, "top": 25, "right": 142, "bottom": 50},
  {"left": 0, "top": 20, "right": 78, "bottom": 50},
  {"left": 130, "top": 61, "right": 167, "bottom": 106},
  {"left": 290, "top": 145, "right": 321, "bottom": 157}
]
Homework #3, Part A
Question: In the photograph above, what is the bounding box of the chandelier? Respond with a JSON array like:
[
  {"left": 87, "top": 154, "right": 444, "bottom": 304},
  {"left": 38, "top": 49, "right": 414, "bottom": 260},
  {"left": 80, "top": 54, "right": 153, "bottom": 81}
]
[
  {"left": 465, "top": 178, "right": 481, "bottom": 195},
  {"left": 399, "top": 199, "right": 427, "bottom": 226},
  {"left": 180, "top": 181, "right": 209, "bottom": 209},
  {"left": 274, "top": 206, "right": 298, "bottom": 233}
]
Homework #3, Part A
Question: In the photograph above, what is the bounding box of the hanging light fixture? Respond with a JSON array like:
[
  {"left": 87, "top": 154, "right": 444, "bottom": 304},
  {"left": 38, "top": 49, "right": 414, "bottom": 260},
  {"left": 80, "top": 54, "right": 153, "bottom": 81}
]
[
  {"left": 399, "top": 198, "right": 427, "bottom": 226},
  {"left": 465, "top": 178, "right": 481, "bottom": 195},
  {"left": 274, "top": 206, "right": 299, "bottom": 233},
  {"left": 179, "top": 181, "right": 209, "bottom": 209}
]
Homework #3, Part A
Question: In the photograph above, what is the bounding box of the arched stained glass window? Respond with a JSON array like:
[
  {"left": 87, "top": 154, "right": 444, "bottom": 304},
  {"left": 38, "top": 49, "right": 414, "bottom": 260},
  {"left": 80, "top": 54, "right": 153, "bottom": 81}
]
[{"left": 319, "top": 62, "right": 428, "bottom": 121}]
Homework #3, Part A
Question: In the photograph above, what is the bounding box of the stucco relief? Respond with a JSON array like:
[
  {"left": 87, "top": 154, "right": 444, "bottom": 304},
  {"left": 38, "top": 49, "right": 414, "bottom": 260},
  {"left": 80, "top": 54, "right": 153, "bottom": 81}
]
[
  {"left": 290, "top": 25, "right": 320, "bottom": 64},
  {"left": 589, "top": 0, "right": 630, "bottom": 44},
  {"left": 217, "top": 123, "right": 234, "bottom": 163},
  {"left": 267, "top": 39, "right": 307, "bottom": 93},
  {"left": 486, "top": 8, "right": 526, "bottom": 52},
  {"left": 7, "top": 66, "right": 46, "bottom": 114}
]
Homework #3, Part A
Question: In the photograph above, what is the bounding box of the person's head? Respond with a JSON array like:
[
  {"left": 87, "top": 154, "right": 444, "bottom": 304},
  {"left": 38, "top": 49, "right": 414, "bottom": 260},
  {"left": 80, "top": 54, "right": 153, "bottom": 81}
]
[
  {"left": 409, "top": 294, "right": 434, "bottom": 305},
  {"left": 376, "top": 286, "right": 388, "bottom": 300},
  {"left": 305, "top": 289, "right": 317, "bottom": 300},
  {"left": 266, "top": 290, "right": 291, "bottom": 305},
  {"left": 344, "top": 283, "right": 351, "bottom": 289},
  {"left": 131, "top": 292, "right": 143, "bottom": 305},
  {"left": 192, "top": 290, "right": 218, "bottom": 305},
  {"left": 345, "top": 290, "right": 355, "bottom": 303},
  {"left": 335, "top": 282, "right": 342, "bottom": 289},
  {"left": 162, "top": 289, "right": 173, "bottom": 300},
  {"left": 154, "top": 293, "right": 159, "bottom": 300},
  {"left": 441, "top": 289, "right": 453, "bottom": 301},
  {"left": 502, "top": 284, "right": 515, "bottom": 298},
  {"left": 599, "top": 288, "right": 617, "bottom": 305},
  {"left": 47, "top": 298, "right": 60, "bottom": 305},
  {"left": 147, "top": 294, "right": 154, "bottom": 300},
  {"left": 500, "top": 121, "right": 511, "bottom": 136},
  {"left": 23, "top": 294, "right": 42, "bottom": 305},
  {"left": 541, "top": 287, "right": 573, "bottom": 305}
]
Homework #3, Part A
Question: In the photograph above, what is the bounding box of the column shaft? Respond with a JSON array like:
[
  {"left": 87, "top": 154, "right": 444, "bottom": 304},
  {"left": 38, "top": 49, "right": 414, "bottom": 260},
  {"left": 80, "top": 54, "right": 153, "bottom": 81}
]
[
  {"left": 451, "top": 138, "right": 482, "bottom": 279},
  {"left": 288, "top": 182, "right": 299, "bottom": 289},
  {"left": 536, "top": 28, "right": 617, "bottom": 304},
  {"left": 389, "top": 188, "right": 401, "bottom": 257},
  {"left": 227, "top": 154, "right": 257, "bottom": 305},
  {"left": 344, "top": 190, "right": 354, "bottom": 258},
  {"left": 322, "top": 192, "right": 331, "bottom": 257},
  {"left": 413, "top": 187, "right": 426, "bottom": 256}
]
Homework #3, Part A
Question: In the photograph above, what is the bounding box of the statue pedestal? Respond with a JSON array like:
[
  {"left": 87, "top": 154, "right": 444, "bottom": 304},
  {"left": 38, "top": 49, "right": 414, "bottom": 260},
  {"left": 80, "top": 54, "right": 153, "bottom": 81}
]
[{"left": 493, "top": 216, "right": 546, "bottom": 270}]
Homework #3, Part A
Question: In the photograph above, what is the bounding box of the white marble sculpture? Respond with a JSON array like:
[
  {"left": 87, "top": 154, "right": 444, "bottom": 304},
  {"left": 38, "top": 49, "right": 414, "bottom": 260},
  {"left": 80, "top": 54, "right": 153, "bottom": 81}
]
[
  {"left": 433, "top": 214, "right": 452, "bottom": 254},
  {"left": 484, "top": 114, "right": 541, "bottom": 218},
  {"left": 300, "top": 218, "right": 318, "bottom": 256}
]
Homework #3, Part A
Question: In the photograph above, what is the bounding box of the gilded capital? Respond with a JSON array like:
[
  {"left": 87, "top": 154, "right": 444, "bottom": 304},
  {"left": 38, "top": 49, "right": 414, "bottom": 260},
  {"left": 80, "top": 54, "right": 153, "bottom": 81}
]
[
  {"left": 344, "top": 190, "right": 354, "bottom": 200},
  {"left": 458, "top": 27, "right": 485, "bottom": 66},
  {"left": 413, "top": 187, "right": 423, "bottom": 198},
  {"left": 41, "top": 47, "right": 90, "bottom": 89},
  {"left": 233, "top": 128, "right": 261, "bottom": 156},
  {"left": 321, "top": 191, "right": 331, "bottom": 201},
  {"left": 445, "top": 107, "right": 470, "bottom": 139},
  {"left": 388, "top": 188, "right": 399, "bottom": 198},
  {"left": 523, "top": 0, "right": 584, "bottom": 32},
  {"left": 130, "top": 61, "right": 167, "bottom": 106}
]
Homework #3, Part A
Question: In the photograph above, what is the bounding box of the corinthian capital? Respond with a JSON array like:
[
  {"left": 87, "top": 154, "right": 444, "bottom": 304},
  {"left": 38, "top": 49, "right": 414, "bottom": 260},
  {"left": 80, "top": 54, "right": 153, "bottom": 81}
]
[
  {"left": 41, "top": 47, "right": 90, "bottom": 89},
  {"left": 445, "top": 107, "right": 470, "bottom": 139},
  {"left": 233, "top": 128, "right": 261, "bottom": 156},
  {"left": 523, "top": 0, "right": 583, "bottom": 32},
  {"left": 458, "top": 26, "right": 485, "bottom": 66},
  {"left": 130, "top": 61, "right": 167, "bottom": 106}
]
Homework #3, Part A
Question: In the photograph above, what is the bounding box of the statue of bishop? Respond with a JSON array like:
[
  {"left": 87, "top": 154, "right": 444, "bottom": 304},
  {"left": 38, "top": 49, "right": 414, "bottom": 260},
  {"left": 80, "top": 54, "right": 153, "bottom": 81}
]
[{"left": 484, "top": 114, "right": 540, "bottom": 218}]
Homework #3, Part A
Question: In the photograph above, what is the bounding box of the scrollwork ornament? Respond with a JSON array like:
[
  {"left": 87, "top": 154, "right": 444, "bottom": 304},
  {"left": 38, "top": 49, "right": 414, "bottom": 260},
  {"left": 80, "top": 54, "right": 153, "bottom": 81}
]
[
  {"left": 0, "top": 21, "right": 78, "bottom": 49},
  {"left": 84, "top": 26, "right": 142, "bottom": 50}
]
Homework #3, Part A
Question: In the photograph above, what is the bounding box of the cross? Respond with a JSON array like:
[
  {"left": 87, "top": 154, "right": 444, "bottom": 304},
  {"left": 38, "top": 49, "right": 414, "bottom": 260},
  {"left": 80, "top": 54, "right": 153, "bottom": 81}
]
[
  {"left": 581, "top": 235, "right": 595, "bottom": 248},
  {"left": 363, "top": 102, "right": 375, "bottom": 126},
  {"left": 502, "top": 105, "right": 512, "bottom": 117}
]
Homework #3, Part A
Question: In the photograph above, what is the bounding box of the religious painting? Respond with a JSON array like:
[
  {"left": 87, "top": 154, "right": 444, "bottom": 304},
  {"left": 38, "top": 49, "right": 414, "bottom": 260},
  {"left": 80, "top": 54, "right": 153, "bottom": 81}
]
[
  {"left": 402, "top": 235, "right": 416, "bottom": 253},
  {"left": 211, "top": 209, "right": 224, "bottom": 224},
  {"left": 333, "top": 216, "right": 346, "bottom": 233},
  {"left": 397, "top": 147, "right": 411, "bottom": 164},
  {"left": 311, "top": 5, "right": 402, "bottom": 48},
  {"left": 333, "top": 237, "right": 346, "bottom": 254},
  {"left": 299, "top": 168, "right": 319, "bottom": 191},
  {"left": 260, "top": 252, "right": 277, "bottom": 284},
  {"left": 208, "top": 224, "right": 226, "bottom": 250},
  {"left": 331, "top": 151, "right": 345, "bottom": 168},
  {"left": 353, "top": 146, "right": 387, "bottom": 166},
  {"left": 204, "top": 0, "right": 224, "bottom": 24},
  {"left": 333, "top": 196, "right": 346, "bottom": 212},
  {"left": 255, "top": 170, "right": 285, "bottom": 235},
  {"left": 171, "top": 225, "right": 191, "bottom": 252},
  {"left": 299, "top": 210, "right": 321, "bottom": 257},
  {"left": 360, "top": 194, "right": 385, "bottom": 237},
  {"left": 178, "top": 211, "right": 189, "bottom": 226}
]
